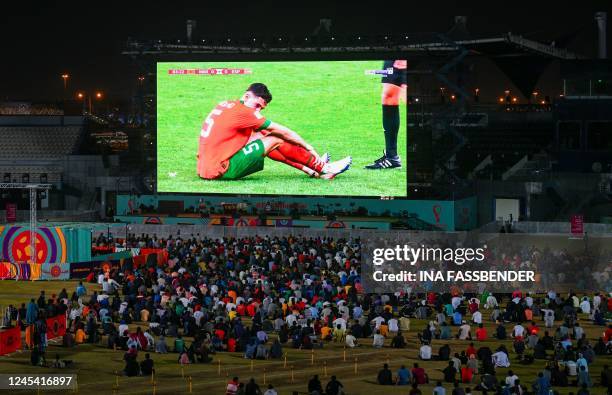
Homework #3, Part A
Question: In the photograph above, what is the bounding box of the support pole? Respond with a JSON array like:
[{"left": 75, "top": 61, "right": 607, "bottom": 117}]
[{"left": 29, "top": 187, "right": 36, "bottom": 264}]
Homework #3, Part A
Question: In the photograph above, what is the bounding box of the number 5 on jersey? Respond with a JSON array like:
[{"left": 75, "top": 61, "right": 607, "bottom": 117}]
[
  {"left": 242, "top": 141, "right": 260, "bottom": 155},
  {"left": 201, "top": 109, "right": 223, "bottom": 138}
]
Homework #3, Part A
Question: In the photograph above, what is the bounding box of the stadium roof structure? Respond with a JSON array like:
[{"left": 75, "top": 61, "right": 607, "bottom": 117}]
[
  {"left": 123, "top": 30, "right": 583, "bottom": 98},
  {"left": 122, "top": 32, "right": 582, "bottom": 59}
]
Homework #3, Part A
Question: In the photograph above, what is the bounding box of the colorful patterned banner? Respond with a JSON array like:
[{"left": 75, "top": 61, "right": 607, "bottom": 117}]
[
  {"left": 41, "top": 263, "right": 71, "bottom": 280},
  {"left": 0, "top": 226, "right": 67, "bottom": 264},
  {"left": 0, "top": 262, "right": 18, "bottom": 280}
]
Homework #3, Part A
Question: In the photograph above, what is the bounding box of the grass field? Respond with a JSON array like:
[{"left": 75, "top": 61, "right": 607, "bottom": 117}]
[
  {"left": 1, "top": 281, "right": 609, "bottom": 394},
  {"left": 157, "top": 61, "right": 407, "bottom": 197}
]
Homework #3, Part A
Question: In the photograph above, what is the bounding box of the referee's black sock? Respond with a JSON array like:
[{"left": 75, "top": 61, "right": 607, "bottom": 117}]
[{"left": 382, "top": 104, "right": 400, "bottom": 158}]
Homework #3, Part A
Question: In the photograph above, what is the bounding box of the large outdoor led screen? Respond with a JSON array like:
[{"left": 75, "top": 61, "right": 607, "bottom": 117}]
[{"left": 157, "top": 60, "right": 407, "bottom": 196}]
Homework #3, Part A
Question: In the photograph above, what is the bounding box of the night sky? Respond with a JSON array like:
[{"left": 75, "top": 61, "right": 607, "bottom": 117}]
[{"left": 1, "top": 1, "right": 610, "bottom": 102}]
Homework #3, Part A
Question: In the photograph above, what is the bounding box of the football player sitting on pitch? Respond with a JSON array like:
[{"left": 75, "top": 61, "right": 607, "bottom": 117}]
[{"left": 197, "top": 83, "right": 352, "bottom": 180}]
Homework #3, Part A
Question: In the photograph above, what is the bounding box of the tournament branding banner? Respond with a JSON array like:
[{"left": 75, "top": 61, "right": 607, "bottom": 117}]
[
  {"left": 326, "top": 221, "right": 346, "bottom": 229},
  {"left": 69, "top": 261, "right": 95, "bottom": 279},
  {"left": 41, "top": 263, "right": 71, "bottom": 280},
  {"left": 5, "top": 203, "right": 17, "bottom": 223},
  {"left": 570, "top": 214, "right": 584, "bottom": 236},
  {"left": 46, "top": 315, "right": 66, "bottom": 339},
  {"left": 0, "top": 326, "right": 21, "bottom": 355}
]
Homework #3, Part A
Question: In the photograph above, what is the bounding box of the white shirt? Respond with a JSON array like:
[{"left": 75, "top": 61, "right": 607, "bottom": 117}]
[
  {"left": 345, "top": 334, "right": 357, "bottom": 348},
  {"left": 388, "top": 318, "right": 399, "bottom": 332},
  {"left": 459, "top": 324, "right": 471, "bottom": 340},
  {"left": 285, "top": 314, "right": 297, "bottom": 327},
  {"left": 118, "top": 323, "right": 129, "bottom": 336},
  {"left": 492, "top": 351, "right": 510, "bottom": 367},
  {"left": 593, "top": 295, "right": 601, "bottom": 309},
  {"left": 193, "top": 310, "right": 204, "bottom": 326},
  {"left": 486, "top": 295, "right": 498, "bottom": 308},
  {"left": 506, "top": 374, "right": 519, "bottom": 387},
  {"left": 472, "top": 311, "right": 482, "bottom": 324},
  {"left": 332, "top": 318, "right": 347, "bottom": 331},
  {"left": 373, "top": 334, "right": 385, "bottom": 347},
  {"left": 371, "top": 316, "right": 385, "bottom": 329},
  {"left": 579, "top": 300, "right": 591, "bottom": 314},
  {"left": 513, "top": 324, "right": 525, "bottom": 338},
  {"left": 419, "top": 345, "right": 432, "bottom": 360}
]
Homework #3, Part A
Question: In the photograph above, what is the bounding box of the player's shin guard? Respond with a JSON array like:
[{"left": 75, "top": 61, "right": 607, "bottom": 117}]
[
  {"left": 267, "top": 148, "right": 319, "bottom": 177},
  {"left": 276, "top": 143, "right": 325, "bottom": 173},
  {"left": 382, "top": 104, "right": 400, "bottom": 158}
]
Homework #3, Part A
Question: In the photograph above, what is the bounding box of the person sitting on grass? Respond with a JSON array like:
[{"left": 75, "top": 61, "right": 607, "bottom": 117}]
[
  {"left": 123, "top": 346, "right": 139, "bottom": 377},
  {"left": 377, "top": 363, "right": 393, "bottom": 385},
  {"left": 532, "top": 372, "right": 551, "bottom": 395},
  {"left": 75, "top": 325, "right": 87, "bottom": 344},
  {"left": 419, "top": 342, "right": 432, "bottom": 360},
  {"left": 308, "top": 374, "right": 323, "bottom": 394},
  {"left": 411, "top": 363, "right": 428, "bottom": 385},
  {"left": 174, "top": 334, "right": 185, "bottom": 353},
  {"left": 325, "top": 375, "right": 343, "bottom": 395},
  {"left": 396, "top": 364, "right": 411, "bottom": 386},
  {"left": 245, "top": 377, "right": 262, "bottom": 395},
  {"left": 433, "top": 381, "right": 446, "bottom": 395},
  {"left": 373, "top": 330, "right": 385, "bottom": 348},
  {"left": 409, "top": 382, "right": 422, "bottom": 395},
  {"left": 442, "top": 361, "right": 457, "bottom": 383},
  {"left": 140, "top": 353, "right": 154, "bottom": 376},
  {"left": 440, "top": 322, "right": 452, "bottom": 340},
  {"left": 155, "top": 335, "right": 168, "bottom": 354},
  {"left": 345, "top": 332, "right": 358, "bottom": 348},
  {"left": 390, "top": 331, "right": 406, "bottom": 348},
  {"left": 475, "top": 324, "right": 487, "bottom": 341}
]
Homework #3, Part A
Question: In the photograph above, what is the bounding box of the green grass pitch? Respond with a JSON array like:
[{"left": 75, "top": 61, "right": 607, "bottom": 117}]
[{"left": 156, "top": 61, "right": 407, "bottom": 196}]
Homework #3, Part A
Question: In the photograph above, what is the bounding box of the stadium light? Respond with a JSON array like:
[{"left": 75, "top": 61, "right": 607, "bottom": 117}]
[
  {"left": 61, "top": 74, "right": 69, "bottom": 88},
  {"left": 512, "top": 97, "right": 518, "bottom": 103},
  {"left": 96, "top": 92, "right": 103, "bottom": 99},
  {"left": 77, "top": 92, "right": 84, "bottom": 99},
  {"left": 499, "top": 97, "right": 504, "bottom": 103}
]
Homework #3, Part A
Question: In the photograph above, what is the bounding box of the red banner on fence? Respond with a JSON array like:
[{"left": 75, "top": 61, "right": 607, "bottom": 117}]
[
  {"left": 570, "top": 214, "right": 584, "bottom": 236},
  {"left": 0, "top": 326, "right": 21, "bottom": 355},
  {"left": 5, "top": 203, "right": 17, "bottom": 223},
  {"left": 46, "top": 315, "right": 66, "bottom": 339}
]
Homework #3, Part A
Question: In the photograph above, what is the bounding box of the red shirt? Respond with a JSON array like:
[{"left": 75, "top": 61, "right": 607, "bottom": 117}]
[
  {"left": 197, "top": 100, "right": 270, "bottom": 179},
  {"left": 476, "top": 327, "right": 487, "bottom": 341},
  {"left": 411, "top": 367, "right": 427, "bottom": 384},
  {"left": 227, "top": 338, "right": 236, "bottom": 352}
]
